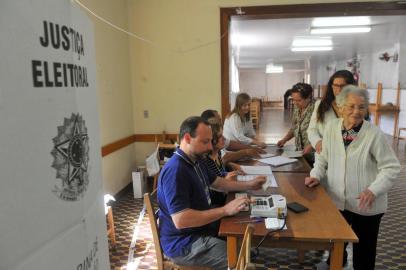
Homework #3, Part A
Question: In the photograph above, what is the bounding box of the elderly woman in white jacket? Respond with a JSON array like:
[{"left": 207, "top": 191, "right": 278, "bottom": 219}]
[{"left": 305, "top": 85, "right": 400, "bottom": 270}]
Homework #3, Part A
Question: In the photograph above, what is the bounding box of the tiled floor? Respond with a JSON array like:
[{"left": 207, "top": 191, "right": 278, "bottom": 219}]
[{"left": 108, "top": 108, "right": 406, "bottom": 269}]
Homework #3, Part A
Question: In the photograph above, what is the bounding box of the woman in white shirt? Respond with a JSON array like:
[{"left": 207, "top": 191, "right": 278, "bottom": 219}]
[
  {"left": 307, "top": 70, "right": 356, "bottom": 154},
  {"left": 305, "top": 85, "right": 400, "bottom": 269},
  {"left": 223, "top": 93, "right": 266, "bottom": 148}
]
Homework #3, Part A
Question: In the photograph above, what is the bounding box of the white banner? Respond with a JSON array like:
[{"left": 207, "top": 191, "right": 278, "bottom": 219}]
[
  {"left": 0, "top": 1, "right": 109, "bottom": 269},
  {"left": 15, "top": 198, "right": 110, "bottom": 270}
]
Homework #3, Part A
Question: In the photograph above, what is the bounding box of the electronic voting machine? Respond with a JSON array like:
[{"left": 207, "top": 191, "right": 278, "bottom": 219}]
[{"left": 251, "top": 194, "right": 287, "bottom": 218}]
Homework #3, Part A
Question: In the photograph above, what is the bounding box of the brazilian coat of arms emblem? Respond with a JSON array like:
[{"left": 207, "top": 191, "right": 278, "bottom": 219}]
[{"left": 51, "top": 113, "right": 89, "bottom": 201}]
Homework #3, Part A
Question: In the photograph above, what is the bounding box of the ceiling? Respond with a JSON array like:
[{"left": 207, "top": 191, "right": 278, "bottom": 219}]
[{"left": 230, "top": 15, "right": 406, "bottom": 71}]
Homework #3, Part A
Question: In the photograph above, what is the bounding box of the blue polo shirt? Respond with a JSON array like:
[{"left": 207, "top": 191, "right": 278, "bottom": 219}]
[{"left": 157, "top": 148, "right": 218, "bottom": 258}]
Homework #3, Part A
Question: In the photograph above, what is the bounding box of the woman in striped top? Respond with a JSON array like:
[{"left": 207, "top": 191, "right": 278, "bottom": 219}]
[{"left": 203, "top": 122, "right": 258, "bottom": 206}]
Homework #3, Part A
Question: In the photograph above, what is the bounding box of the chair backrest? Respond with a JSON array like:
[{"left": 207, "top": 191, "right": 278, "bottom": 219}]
[
  {"left": 144, "top": 193, "right": 165, "bottom": 270},
  {"left": 236, "top": 224, "right": 255, "bottom": 270},
  {"left": 152, "top": 171, "right": 160, "bottom": 194}
]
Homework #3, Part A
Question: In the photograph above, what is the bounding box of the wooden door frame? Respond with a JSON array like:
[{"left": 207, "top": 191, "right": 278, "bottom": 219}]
[{"left": 220, "top": 1, "right": 406, "bottom": 117}]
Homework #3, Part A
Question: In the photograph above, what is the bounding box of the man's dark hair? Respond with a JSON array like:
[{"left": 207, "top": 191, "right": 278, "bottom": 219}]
[
  {"left": 179, "top": 116, "right": 210, "bottom": 140},
  {"left": 200, "top": 109, "right": 218, "bottom": 121}
]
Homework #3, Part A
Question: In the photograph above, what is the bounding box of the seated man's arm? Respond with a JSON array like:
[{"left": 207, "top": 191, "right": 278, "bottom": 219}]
[
  {"left": 211, "top": 176, "right": 266, "bottom": 192},
  {"left": 171, "top": 197, "right": 249, "bottom": 229}
]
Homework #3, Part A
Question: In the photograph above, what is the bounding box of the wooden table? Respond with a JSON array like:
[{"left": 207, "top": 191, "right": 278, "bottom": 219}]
[{"left": 219, "top": 172, "right": 358, "bottom": 270}]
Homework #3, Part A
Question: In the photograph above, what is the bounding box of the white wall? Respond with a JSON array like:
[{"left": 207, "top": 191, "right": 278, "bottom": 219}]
[
  {"left": 359, "top": 44, "right": 400, "bottom": 89},
  {"left": 239, "top": 69, "right": 304, "bottom": 100},
  {"left": 399, "top": 41, "right": 406, "bottom": 89},
  {"left": 82, "top": 0, "right": 137, "bottom": 195},
  {"left": 311, "top": 44, "right": 400, "bottom": 90},
  {"left": 309, "top": 43, "right": 406, "bottom": 136}
]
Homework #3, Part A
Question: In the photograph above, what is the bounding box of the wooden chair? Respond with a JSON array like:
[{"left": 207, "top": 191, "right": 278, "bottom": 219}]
[
  {"left": 151, "top": 132, "right": 177, "bottom": 193},
  {"left": 396, "top": 127, "right": 406, "bottom": 145},
  {"left": 152, "top": 171, "right": 160, "bottom": 194},
  {"left": 318, "top": 84, "right": 327, "bottom": 99},
  {"left": 368, "top": 82, "right": 400, "bottom": 130},
  {"left": 106, "top": 206, "right": 116, "bottom": 248},
  {"left": 144, "top": 193, "right": 211, "bottom": 270},
  {"left": 250, "top": 100, "right": 261, "bottom": 129},
  {"left": 235, "top": 224, "right": 256, "bottom": 270},
  {"left": 154, "top": 131, "right": 179, "bottom": 146}
]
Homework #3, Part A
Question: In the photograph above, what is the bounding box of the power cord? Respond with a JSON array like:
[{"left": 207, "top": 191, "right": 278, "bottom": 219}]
[{"left": 251, "top": 214, "right": 287, "bottom": 259}]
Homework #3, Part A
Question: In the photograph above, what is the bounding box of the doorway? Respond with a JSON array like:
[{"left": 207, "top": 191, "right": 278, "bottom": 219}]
[{"left": 220, "top": 2, "right": 406, "bottom": 117}]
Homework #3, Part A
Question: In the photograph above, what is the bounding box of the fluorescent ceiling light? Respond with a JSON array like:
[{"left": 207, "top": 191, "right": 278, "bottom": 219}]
[
  {"left": 312, "top": 16, "right": 371, "bottom": 27},
  {"left": 310, "top": 26, "right": 371, "bottom": 34},
  {"left": 292, "top": 37, "right": 332, "bottom": 47},
  {"left": 291, "top": 46, "right": 332, "bottom": 52},
  {"left": 265, "top": 64, "right": 283, "bottom": 73}
]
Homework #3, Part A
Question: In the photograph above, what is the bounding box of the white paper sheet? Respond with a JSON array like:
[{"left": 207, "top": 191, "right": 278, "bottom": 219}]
[
  {"left": 240, "top": 165, "right": 272, "bottom": 175},
  {"left": 259, "top": 153, "right": 276, "bottom": 159},
  {"left": 281, "top": 144, "right": 296, "bottom": 151},
  {"left": 256, "top": 156, "right": 298, "bottom": 166},
  {"left": 237, "top": 174, "right": 277, "bottom": 188},
  {"left": 282, "top": 150, "right": 303, "bottom": 158},
  {"left": 239, "top": 166, "right": 277, "bottom": 188}
]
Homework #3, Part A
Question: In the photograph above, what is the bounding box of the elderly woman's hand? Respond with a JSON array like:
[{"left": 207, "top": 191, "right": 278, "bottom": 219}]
[
  {"left": 305, "top": 177, "right": 320, "bottom": 188},
  {"left": 302, "top": 144, "right": 313, "bottom": 155},
  {"left": 358, "top": 189, "right": 376, "bottom": 211},
  {"left": 315, "top": 140, "right": 322, "bottom": 154}
]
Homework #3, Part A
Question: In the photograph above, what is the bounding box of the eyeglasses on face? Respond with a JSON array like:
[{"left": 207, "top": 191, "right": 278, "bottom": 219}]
[
  {"left": 332, "top": 83, "right": 347, "bottom": 89},
  {"left": 344, "top": 104, "right": 367, "bottom": 111}
]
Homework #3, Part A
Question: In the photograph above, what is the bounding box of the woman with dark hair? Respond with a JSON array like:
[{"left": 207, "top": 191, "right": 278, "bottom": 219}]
[
  {"left": 307, "top": 70, "right": 356, "bottom": 154},
  {"left": 223, "top": 93, "right": 266, "bottom": 147},
  {"left": 277, "top": 83, "right": 315, "bottom": 164}
]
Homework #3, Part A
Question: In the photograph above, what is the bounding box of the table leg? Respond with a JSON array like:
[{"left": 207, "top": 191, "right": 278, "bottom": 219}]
[
  {"left": 227, "top": 236, "right": 238, "bottom": 269},
  {"left": 330, "top": 242, "right": 344, "bottom": 270}
]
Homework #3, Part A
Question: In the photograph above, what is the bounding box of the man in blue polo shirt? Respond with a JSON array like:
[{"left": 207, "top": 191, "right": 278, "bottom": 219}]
[{"left": 157, "top": 116, "right": 266, "bottom": 269}]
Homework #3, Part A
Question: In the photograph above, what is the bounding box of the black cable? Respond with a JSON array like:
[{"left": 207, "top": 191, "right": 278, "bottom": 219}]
[{"left": 251, "top": 214, "right": 287, "bottom": 259}]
